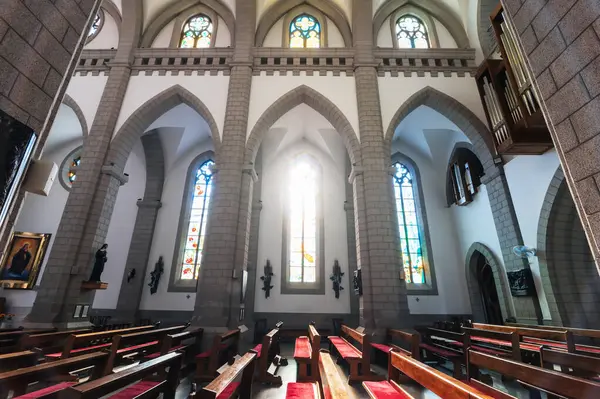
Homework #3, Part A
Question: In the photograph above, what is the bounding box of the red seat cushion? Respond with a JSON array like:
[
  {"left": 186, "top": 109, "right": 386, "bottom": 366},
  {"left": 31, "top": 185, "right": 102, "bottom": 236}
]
[
  {"left": 363, "top": 381, "right": 412, "bottom": 399},
  {"left": 419, "top": 343, "right": 459, "bottom": 358},
  {"left": 108, "top": 381, "right": 161, "bottom": 399},
  {"left": 216, "top": 382, "right": 240, "bottom": 399},
  {"left": 252, "top": 344, "right": 263, "bottom": 358},
  {"left": 294, "top": 337, "right": 311, "bottom": 359},
  {"left": 13, "top": 382, "right": 76, "bottom": 398},
  {"left": 196, "top": 343, "right": 230, "bottom": 359},
  {"left": 332, "top": 341, "right": 361, "bottom": 359},
  {"left": 46, "top": 342, "right": 112, "bottom": 358},
  {"left": 371, "top": 343, "right": 392, "bottom": 353},
  {"left": 145, "top": 344, "right": 188, "bottom": 359},
  {"left": 286, "top": 383, "right": 318, "bottom": 399},
  {"left": 117, "top": 340, "right": 159, "bottom": 354}
]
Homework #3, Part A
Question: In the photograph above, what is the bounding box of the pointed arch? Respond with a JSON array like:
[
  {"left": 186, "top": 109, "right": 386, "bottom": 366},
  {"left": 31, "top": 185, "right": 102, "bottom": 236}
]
[
  {"left": 141, "top": 0, "right": 235, "bottom": 48},
  {"left": 62, "top": 94, "right": 89, "bottom": 137},
  {"left": 384, "top": 86, "right": 496, "bottom": 173},
  {"left": 102, "top": 0, "right": 122, "bottom": 36},
  {"left": 108, "top": 85, "right": 220, "bottom": 170},
  {"left": 373, "top": 0, "right": 470, "bottom": 48},
  {"left": 245, "top": 85, "right": 360, "bottom": 166},
  {"left": 256, "top": 0, "right": 352, "bottom": 47}
]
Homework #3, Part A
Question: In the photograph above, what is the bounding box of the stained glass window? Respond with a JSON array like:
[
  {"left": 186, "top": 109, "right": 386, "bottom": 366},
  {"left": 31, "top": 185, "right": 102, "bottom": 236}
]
[
  {"left": 289, "top": 14, "right": 321, "bottom": 48},
  {"left": 396, "top": 15, "right": 429, "bottom": 49},
  {"left": 180, "top": 14, "right": 213, "bottom": 48},
  {"left": 180, "top": 159, "right": 214, "bottom": 280},
  {"left": 393, "top": 162, "right": 425, "bottom": 284},
  {"left": 68, "top": 156, "right": 81, "bottom": 184},
  {"left": 88, "top": 13, "right": 102, "bottom": 38},
  {"left": 288, "top": 160, "right": 317, "bottom": 283}
]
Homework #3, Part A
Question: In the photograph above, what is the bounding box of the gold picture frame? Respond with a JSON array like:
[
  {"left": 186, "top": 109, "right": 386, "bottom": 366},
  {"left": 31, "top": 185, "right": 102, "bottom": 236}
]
[{"left": 0, "top": 232, "right": 51, "bottom": 289}]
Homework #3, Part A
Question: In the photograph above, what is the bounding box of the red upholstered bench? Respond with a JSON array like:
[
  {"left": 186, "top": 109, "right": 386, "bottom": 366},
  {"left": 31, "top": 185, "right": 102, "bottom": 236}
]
[
  {"left": 286, "top": 382, "right": 319, "bottom": 399},
  {"left": 12, "top": 382, "right": 76, "bottom": 398},
  {"left": 196, "top": 329, "right": 241, "bottom": 381},
  {"left": 363, "top": 381, "right": 413, "bottom": 399},
  {"left": 419, "top": 343, "right": 460, "bottom": 359},
  {"left": 216, "top": 382, "right": 240, "bottom": 399},
  {"left": 294, "top": 336, "right": 311, "bottom": 359},
  {"left": 252, "top": 343, "right": 263, "bottom": 358},
  {"left": 328, "top": 325, "right": 381, "bottom": 382},
  {"left": 371, "top": 343, "right": 392, "bottom": 353},
  {"left": 295, "top": 325, "right": 321, "bottom": 382},
  {"left": 46, "top": 342, "right": 112, "bottom": 359},
  {"left": 108, "top": 380, "right": 161, "bottom": 399},
  {"left": 145, "top": 344, "right": 187, "bottom": 359}
]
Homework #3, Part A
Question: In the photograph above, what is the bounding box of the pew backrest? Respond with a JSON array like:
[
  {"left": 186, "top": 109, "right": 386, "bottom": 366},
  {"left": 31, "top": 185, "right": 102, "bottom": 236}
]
[
  {"left": 62, "top": 352, "right": 181, "bottom": 399},
  {"left": 507, "top": 322, "right": 600, "bottom": 340},
  {"left": 318, "top": 350, "right": 350, "bottom": 399},
  {"left": 468, "top": 349, "right": 600, "bottom": 398},
  {"left": 390, "top": 350, "right": 496, "bottom": 399},
  {"left": 0, "top": 350, "right": 37, "bottom": 371},
  {"left": 541, "top": 346, "right": 600, "bottom": 376},
  {"left": 340, "top": 325, "right": 370, "bottom": 366},
  {"left": 472, "top": 323, "right": 574, "bottom": 352},
  {"left": 199, "top": 351, "right": 257, "bottom": 399},
  {"left": 309, "top": 325, "right": 321, "bottom": 366},
  {"left": 462, "top": 327, "right": 521, "bottom": 361},
  {"left": 61, "top": 324, "right": 156, "bottom": 358},
  {"left": 206, "top": 328, "right": 241, "bottom": 375},
  {"left": 160, "top": 327, "right": 204, "bottom": 357},
  {"left": 387, "top": 329, "right": 420, "bottom": 360},
  {"left": 18, "top": 328, "right": 92, "bottom": 351}
]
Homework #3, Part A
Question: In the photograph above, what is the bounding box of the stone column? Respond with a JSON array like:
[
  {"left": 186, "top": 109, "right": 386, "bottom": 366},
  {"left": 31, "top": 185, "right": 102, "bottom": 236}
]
[
  {"left": 501, "top": 0, "right": 600, "bottom": 268},
  {"left": 351, "top": 0, "right": 410, "bottom": 330},
  {"left": 25, "top": 1, "right": 143, "bottom": 327},
  {"left": 192, "top": 0, "right": 256, "bottom": 330},
  {"left": 114, "top": 133, "right": 165, "bottom": 321}
]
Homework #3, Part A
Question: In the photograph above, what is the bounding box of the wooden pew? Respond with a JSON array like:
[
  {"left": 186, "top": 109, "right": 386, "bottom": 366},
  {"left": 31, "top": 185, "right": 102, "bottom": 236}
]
[
  {"left": 62, "top": 352, "right": 181, "bottom": 399},
  {"left": 467, "top": 349, "right": 600, "bottom": 399},
  {"left": 472, "top": 323, "right": 576, "bottom": 353},
  {"left": 506, "top": 322, "right": 600, "bottom": 355},
  {"left": 146, "top": 327, "right": 204, "bottom": 364},
  {"left": 0, "top": 328, "right": 56, "bottom": 353},
  {"left": 417, "top": 327, "right": 466, "bottom": 379},
  {"left": 371, "top": 329, "right": 420, "bottom": 360},
  {"left": 328, "top": 325, "right": 382, "bottom": 382},
  {"left": 197, "top": 351, "right": 257, "bottom": 399},
  {"left": 18, "top": 328, "right": 92, "bottom": 354},
  {"left": 0, "top": 350, "right": 37, "bottom": 372},
  {"left": 362, "top": 349, "right": 498, "bottom": 399},
  {"left": 196, "top": 328, "right": 241, "bottom": 381},
  {"left": 0, "top": 351, "right": 108, "bottom": 399},
  {"left": 102, "top": 323, "right": 191, "bottom": 376},
  {"left": 254, "top": 321, "right": 283, "bottom": 385},
  {"left": 461, "top": 327, "right": 522, "bottom": 361},
  {"left": 286, "top": 349, "right": 351, "bottom": 399},
  {"left": 47, "top": 324, "right": 157, "bottom": 360},
  {"left": 294, "top": 324, "right": 321, "bottom": 382},
  {"left": 541, "top": 346, "right": 600, "bottom": 380}
]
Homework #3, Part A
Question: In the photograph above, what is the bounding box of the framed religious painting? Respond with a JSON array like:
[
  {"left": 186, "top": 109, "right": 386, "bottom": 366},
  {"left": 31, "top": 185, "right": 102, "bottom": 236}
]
[{"left": 0, "top": 232, "right": 51, "bottom": 289}]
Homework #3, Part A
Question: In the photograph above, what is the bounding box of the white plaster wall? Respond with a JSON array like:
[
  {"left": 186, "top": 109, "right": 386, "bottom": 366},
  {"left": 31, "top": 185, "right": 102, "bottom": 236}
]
[
  {"left": 215, "top": 17, "right": 232, "bottom": 47},
  {"left": 254, "top": 141, "right": 351, "bottom": 314},
  {"left": 151, "top": 20, "right": 174, "bottom": 48},
  {"left": 143, "top": 0, "right": 167, "bottom": 30},
  {"left": 139, "top": 141, "right": 214, "bottom": 311},
  {"left": 248, "top": 75, "right": 359, "bottom": 141},
  {"left": 221, "top": 0, "right": 235, "bottom": 16},
  {"left": 504, "top": 150, "right": 561, "bottom": 321},
  {"left": 65, "top": 76, "right": 108, "bottom": 132},
  {"left": 261, "top": 16, "right": 345, "bottom": 47},
  {"left": 327, "top": 18, "right": 345, "bottom": 47},
  {"left": 85, "top": 12, "right": 119, "bottom": 50},
  {"left": 263, "top": 18, "right": 283, "bottom": 46},
  {"left": 435, "top": 19, "right": 458, "bottom": 48},
  {"left": 378, "top": 76, "right": 487, "bottom": 137},
  {"left": 5, "top": 143, "right": 82, "bottom": 310},
  {"left": 114, "top": 75, "right": 229, "bottom": 142},
  {"left": 110, "top": 0, "right": 122, "bottom": 14},
  {"left": 376, "top": 16, "right": 394, "bottom": 48}
]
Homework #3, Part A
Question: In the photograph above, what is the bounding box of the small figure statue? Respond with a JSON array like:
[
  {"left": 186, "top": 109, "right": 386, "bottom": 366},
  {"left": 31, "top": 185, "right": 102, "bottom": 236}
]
[
  {"left": 88, "top": 244, "right": 108, "bottom": 282},
  {"left": 149, "top": 256, "right": 164, "bottom": 295},
  {"left": 261, "top": 260, "right": 274, "bottom": 298},
  {"left": 330, "top": 260, "right": 344, "bottom": 299}
]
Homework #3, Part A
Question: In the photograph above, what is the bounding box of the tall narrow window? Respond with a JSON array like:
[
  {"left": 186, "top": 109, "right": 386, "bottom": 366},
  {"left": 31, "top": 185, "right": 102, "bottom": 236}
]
[
  {"left": 289, "top": 14, "right": 321, "bottom": 48},
  {"left": 393, "top": 162, "right": 425, "bottom": 284},
  {"left": 180, "top": 14, "right": 213, "bottom": 48},
  {"left": 288, "top": 160, "right": 318, "bottom": 283},
  {"left": 396, "top": 15, "right": 429, "bottom": 48},
  {"left": 180, "top": 159, "right": 214, "bottom": 280}
]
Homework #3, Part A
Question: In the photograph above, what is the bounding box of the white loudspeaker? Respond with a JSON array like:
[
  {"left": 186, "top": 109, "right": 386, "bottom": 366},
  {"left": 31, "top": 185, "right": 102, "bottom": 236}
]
[{"left": 22, "top": 160, "right": 58, "bottom": 196}]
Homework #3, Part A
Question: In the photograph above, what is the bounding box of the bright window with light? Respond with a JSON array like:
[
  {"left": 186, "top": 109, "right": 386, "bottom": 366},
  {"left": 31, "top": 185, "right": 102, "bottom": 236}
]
[
  {"left": 393, "top": 162, "right": 426, "bottom": 284},
  {"left": 180, "top": 159, "right": 214, "bottom": 280},
  {"left": 180, "top": 14, "right": 213, "bottom": 48},
  {"left": 288, "top": 160, "right": 318, "bottom": 283},
  {"left": 88, "top": 12, "right": 103, "bottom": 38},
  {"left": 289, "top": 14, "right": 321, "bottom": 48},
  {"left": 396, "top": 15, "right": 429, "bottom": 48}
]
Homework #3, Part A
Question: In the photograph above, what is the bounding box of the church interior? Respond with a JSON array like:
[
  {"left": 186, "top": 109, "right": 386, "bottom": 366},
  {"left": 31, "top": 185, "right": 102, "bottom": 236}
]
[{"left": 0, "top": 0, "right": 600, "bottom": 398}]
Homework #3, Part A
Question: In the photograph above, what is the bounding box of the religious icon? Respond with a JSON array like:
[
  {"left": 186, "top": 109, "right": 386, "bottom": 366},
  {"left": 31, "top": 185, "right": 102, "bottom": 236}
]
[
  {"left": 0, "top": 232, "right": 51, "bottom": 289},
  {"left": 88, "top": 243, "right": 108, "bottom": 282}
]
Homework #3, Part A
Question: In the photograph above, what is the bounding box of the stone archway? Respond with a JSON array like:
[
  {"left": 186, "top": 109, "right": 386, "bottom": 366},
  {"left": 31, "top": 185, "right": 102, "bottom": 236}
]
[
  {"left": 62, "top": 94, "right": 89, "bottom": 137},
  {"left": 465, "top": 242, "right": 512, "bottom": 323},
  {"left": 538, "top": 168, "right": 600, "bottom": 329}
]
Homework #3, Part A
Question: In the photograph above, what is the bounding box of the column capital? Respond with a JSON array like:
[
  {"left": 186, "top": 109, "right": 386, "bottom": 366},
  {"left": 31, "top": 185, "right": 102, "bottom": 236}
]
[
  {"left": 348, "top": 165, "right": 365, "bottom": 184},
  {"left": 136, "top": 199, "right": 162, "bottom": 209},
  {"left": 252, "top": 201, "right": 263, "bottom": 211},
  {"left": 242, "top": 164, "right": 259, "bottom": 182},
  {"left": 343, "top": 201, "right": 354, "bottom": 212},
  {"left": 101, "top": 164, "right": 129, "bottom": 185}
]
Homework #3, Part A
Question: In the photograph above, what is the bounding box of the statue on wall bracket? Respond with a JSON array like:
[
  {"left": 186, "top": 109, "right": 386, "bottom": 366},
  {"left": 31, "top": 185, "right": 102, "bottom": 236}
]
[
  {"left": 260, "top": 260, "right": 274, "bottom": 298},
  {"left": 88, "top": 244, "right": 108, "bottom": 282},
  {"left": 148, "top": 256, "right": 164, "bottom": 295},
  {"left": 330, "top": 260, "right": 344, "bottom": 299}
]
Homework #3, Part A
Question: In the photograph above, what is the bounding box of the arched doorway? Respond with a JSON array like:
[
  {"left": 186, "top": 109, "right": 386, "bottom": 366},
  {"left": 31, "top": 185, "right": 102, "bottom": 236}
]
[{"left": 474, "top": 253, "right": 503, "bottom": 325}]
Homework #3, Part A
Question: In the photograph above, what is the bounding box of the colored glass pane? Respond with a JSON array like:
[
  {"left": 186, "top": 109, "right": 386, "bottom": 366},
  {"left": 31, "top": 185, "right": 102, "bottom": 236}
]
[
  {"left": 89, "top": 13, "right": 101, "bottom": 38},
  {"left": 393, "top": 162, "right": 426, "bottom": 284},
  {"left": 289, "top": 14, "right": 321, "bottom": 48},
  {"left": 180, "top": 159, "right": 214, "bottom": 280},
  {"left": 68, "top": 156, "right": 81, "bottom": 184},
  {"left": 288, "top": 159, "right": 317, "bottom": 283},
  {"left": 396, "top": 15, "right": 429, "bottom": 49},
  {"left": 180, "top": 15, "right": 213, "bottom": 48}
]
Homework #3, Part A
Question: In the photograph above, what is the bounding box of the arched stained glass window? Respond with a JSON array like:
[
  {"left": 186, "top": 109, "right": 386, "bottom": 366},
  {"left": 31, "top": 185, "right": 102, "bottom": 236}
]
[
  {"left": 393, "top": 162, "right": 425, "bottom": 284},
  {"left": 68, "top": 155, "right": 81, "bottom": 184},
  {"left": 180, "top": 159, "right": 214, "bottom": 280},
  {"left": 180, "top": 14, "right": 213, "bottom": 48},
  {"left": 289, "top": 14, "right": 321, "bottom": 48},
  {"left": 288, "top": 159, "right": 318, "bottom": 283},
  {"left": 88, "top": 12, "right": 103, "bottom": 38},
  {"left": 396, "top": 15, "right": 429, "bottom": 49}
]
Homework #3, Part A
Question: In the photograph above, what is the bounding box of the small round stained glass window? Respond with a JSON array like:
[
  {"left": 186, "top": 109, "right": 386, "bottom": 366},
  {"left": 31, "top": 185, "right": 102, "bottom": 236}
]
[
  {"left": 396, "top": 15, "right": 429, "bottom": 49},
  {"left": 59, "top": 147, "right": 83, "bottom": 191},
  {"left": 180, "top": 15, "right": 213, "bottom": 48}
]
